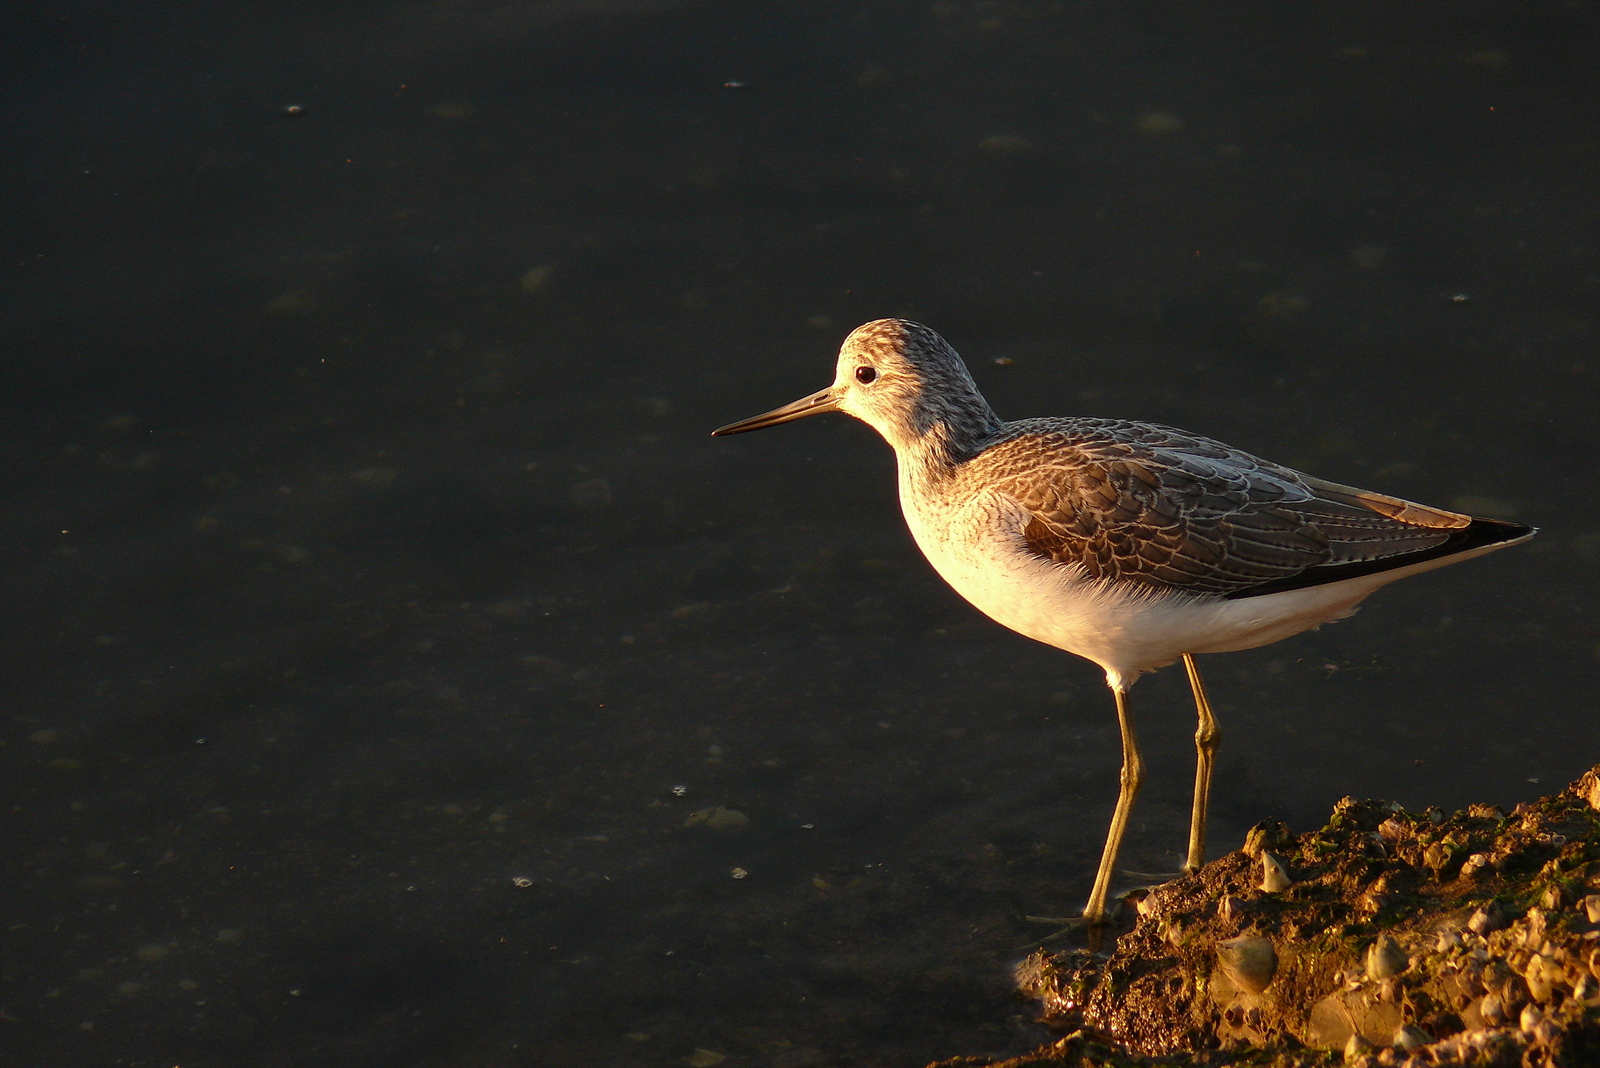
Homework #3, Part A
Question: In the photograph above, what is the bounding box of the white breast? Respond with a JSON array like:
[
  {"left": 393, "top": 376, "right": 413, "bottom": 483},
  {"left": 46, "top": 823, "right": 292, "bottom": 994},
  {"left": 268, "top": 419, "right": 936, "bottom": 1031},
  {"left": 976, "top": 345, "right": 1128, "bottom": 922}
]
[{"left": 895, "top": 473, "right": 1424, "bottom": 692}]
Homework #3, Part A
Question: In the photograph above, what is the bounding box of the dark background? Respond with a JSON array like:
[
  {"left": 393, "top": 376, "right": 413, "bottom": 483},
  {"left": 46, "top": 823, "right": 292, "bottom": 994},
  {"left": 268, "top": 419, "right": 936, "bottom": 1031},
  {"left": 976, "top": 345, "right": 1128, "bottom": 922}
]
[{"left": 3, "top": 1, "right": 1597, "bottom": 1065}]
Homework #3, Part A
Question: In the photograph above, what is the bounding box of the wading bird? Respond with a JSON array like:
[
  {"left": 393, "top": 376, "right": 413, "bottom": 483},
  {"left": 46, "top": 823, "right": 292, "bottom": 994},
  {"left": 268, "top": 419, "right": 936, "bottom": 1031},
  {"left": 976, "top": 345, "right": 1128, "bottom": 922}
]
[{"left": 713, "top": 319, "right": 1533, "bottom": 924}]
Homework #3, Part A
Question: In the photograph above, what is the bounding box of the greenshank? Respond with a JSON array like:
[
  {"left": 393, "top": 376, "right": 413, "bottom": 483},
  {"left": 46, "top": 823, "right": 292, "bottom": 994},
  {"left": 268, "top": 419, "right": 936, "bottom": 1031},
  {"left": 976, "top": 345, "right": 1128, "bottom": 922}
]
[{"left": 712, "top": 319, "right": 1534, "bottom": 925}]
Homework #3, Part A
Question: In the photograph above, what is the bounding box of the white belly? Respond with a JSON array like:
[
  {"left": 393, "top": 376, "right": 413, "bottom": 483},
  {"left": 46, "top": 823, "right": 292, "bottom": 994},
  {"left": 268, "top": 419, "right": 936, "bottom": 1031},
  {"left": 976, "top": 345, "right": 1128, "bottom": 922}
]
[{"left": 898, "top": 479, "right": 1494, "bottom": 692}]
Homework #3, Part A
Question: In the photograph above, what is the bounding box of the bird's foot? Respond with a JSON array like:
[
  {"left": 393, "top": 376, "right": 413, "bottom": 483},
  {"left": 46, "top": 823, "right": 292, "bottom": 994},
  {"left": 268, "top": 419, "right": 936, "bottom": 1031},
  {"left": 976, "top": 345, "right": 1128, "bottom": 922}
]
[{"left": 1017, "top": 913, "right": 1091, "bottom": 950}]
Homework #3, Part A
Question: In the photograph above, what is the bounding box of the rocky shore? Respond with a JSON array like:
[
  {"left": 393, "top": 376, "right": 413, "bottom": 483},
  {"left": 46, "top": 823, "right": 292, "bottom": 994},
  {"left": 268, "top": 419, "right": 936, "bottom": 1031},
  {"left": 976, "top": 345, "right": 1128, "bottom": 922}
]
[{"left": 932, "top": 766, "right": 1600, "bottom": 1067}]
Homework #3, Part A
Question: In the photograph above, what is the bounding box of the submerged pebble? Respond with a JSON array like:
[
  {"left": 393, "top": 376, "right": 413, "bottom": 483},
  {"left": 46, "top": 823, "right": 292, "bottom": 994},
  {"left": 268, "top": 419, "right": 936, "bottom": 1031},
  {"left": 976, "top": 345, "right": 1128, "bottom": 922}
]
[
  {"left": 571, "top": 478, "right": 613, "bottom": 509},
  {"left": 683, "top": 806, "right": 748, "bottom": 831}
]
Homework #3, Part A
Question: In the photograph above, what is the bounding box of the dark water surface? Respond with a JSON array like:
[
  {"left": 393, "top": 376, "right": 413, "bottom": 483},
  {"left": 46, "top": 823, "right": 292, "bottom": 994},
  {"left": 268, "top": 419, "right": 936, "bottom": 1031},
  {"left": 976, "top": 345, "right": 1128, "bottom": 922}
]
[{"left": 4, "top": 2, "right": 1598, "bottom": 1065}]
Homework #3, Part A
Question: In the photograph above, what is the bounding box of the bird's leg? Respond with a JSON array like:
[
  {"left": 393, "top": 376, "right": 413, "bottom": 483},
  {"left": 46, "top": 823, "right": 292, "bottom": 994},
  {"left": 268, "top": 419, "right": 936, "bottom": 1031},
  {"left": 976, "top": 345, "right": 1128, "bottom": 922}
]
[
  {"left": 1182, "top": 653, "right": 1220, "bottom": 875},
  {"left": 1084, "top": 685, "right": 1144, "bottom": 925}
]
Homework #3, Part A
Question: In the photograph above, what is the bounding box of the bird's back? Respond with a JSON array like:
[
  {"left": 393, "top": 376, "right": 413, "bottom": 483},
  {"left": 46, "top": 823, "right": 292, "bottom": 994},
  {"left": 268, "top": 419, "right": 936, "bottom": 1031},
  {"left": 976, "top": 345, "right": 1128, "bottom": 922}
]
[
  {"left": 943, "top": 416, "right": 1527, "bottom": 598},
  {"left": 895, "top": 416, "right": 1531, "bottom": 684}
]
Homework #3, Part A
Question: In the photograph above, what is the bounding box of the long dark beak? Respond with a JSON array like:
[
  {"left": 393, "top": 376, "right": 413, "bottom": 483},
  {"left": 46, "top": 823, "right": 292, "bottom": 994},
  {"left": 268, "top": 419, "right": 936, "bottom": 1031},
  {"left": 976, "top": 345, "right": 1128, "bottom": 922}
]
[{"left": 711, "top": 387, "right": 840, "bottom": 436}]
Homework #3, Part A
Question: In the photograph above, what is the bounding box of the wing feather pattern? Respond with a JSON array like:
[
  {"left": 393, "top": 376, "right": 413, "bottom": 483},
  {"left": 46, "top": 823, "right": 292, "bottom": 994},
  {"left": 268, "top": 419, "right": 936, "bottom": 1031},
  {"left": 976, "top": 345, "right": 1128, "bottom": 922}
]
[{"left": 966, "top": 418, "right": 1518, "bottom": 599}]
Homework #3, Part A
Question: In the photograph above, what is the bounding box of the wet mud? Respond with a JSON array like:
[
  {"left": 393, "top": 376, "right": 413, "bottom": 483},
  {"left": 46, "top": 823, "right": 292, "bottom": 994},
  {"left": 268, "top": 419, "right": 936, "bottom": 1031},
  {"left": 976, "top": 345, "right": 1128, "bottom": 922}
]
[{"left": 932, "top": 766, "right": 1600, "bottom": 1067}]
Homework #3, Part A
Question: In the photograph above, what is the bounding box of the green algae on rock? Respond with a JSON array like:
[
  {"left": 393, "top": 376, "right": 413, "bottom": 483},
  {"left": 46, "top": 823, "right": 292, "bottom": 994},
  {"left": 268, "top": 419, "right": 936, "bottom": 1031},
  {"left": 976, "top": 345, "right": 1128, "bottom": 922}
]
[{"left": 935, "top": 765, "right": 1600, "bottom": 1068}]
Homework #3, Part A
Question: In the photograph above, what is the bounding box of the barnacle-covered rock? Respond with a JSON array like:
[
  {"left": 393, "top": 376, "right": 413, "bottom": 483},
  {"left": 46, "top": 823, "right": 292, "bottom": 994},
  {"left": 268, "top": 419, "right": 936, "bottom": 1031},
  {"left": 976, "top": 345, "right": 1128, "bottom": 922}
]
[{"left": 962, "top": 763, "right": 1600, "bottom": 1068}]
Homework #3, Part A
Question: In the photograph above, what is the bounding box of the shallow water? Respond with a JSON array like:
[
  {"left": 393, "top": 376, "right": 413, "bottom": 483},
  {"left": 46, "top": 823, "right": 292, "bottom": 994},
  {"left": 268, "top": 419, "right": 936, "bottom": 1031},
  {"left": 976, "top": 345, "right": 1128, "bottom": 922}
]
[{"left": 3, "top": 1, "right": 1597, "bottom": 1065}]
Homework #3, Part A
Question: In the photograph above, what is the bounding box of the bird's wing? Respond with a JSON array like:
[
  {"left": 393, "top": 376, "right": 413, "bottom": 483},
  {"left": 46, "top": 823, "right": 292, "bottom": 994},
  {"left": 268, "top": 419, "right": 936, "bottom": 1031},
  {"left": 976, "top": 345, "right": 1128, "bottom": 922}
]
[{"left": 971, "top": 419, "right": 1467, "bottom": 596}]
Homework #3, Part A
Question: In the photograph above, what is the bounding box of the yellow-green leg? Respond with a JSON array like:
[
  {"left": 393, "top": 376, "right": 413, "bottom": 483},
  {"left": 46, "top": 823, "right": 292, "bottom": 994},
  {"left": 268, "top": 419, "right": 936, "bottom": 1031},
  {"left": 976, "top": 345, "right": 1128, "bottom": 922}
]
[
  {"left": 1182, "top": 653, "right": 1221, "bottom": 875},
  {"left": 1084, "top": 685, "right": 1144, "bottom": 924}
]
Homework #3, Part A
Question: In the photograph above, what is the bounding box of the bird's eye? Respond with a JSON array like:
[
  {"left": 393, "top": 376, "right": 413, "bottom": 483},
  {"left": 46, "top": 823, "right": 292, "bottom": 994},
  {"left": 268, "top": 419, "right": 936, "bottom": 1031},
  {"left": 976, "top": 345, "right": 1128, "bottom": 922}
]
[{"left": 855, "top": 366, "right": 877, "bottom": 384}]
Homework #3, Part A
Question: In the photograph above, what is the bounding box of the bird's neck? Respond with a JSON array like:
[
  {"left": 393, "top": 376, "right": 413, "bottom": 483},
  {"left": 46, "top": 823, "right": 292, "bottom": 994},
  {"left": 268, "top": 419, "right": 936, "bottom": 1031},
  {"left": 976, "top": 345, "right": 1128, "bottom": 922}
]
[{"left": 895, "top": 410, "right": 1000, "bottom": 478}]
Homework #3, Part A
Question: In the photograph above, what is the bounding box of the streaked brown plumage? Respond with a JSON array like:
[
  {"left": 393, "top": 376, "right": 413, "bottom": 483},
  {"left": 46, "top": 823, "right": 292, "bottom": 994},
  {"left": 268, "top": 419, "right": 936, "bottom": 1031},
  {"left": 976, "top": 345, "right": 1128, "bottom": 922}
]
[{"left": 967, "top": 418, "right": 1516, "bottom": 598}]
